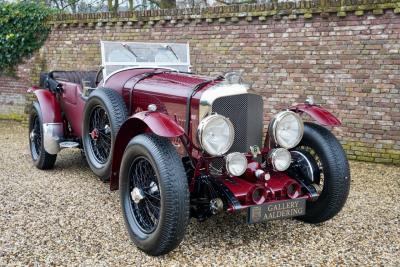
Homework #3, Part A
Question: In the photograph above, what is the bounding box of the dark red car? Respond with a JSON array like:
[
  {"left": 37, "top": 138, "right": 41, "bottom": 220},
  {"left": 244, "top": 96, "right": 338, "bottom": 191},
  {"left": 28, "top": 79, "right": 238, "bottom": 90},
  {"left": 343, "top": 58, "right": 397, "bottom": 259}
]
[{"left": 28, "top": 42, "right": 350, "bottom": 256}]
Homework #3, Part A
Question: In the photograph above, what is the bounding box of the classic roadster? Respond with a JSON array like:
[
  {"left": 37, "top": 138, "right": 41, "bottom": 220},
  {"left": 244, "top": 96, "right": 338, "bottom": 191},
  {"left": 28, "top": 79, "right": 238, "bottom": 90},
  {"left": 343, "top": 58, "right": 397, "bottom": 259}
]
[{"left": 28, "top": 41, "right": 350, "bottom": 256}]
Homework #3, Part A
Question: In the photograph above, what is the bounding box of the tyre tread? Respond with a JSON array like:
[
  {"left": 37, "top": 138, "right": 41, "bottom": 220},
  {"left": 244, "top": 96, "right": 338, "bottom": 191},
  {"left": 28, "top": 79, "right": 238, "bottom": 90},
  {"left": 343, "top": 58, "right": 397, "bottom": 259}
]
[
  {"left": 120, "top": 134, "right": 190, "bottom": 256},
  {"left": 29, "top": 102, "right": 57, "bottom": 170},
  {"left": 298, "top": 122, "right": 350, "bottom": 223},
  {"left": 82, "top": 88, "right": 128, "bottom": 179}
]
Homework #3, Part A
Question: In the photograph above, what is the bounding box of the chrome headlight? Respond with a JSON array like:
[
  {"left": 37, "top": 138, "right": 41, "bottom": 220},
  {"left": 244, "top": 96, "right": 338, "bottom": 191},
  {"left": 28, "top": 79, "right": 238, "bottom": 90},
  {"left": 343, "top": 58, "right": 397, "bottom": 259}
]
[
  {"left": 197, "top": 114, "right": 234, "bottom": 156},
  {"left": 225, "top": 152, "right": 247, "bottom": 176},
  {"left": 269, "top": 111, "right": 304, "bottom": 149},
  {"left": 268, "top": 148, "right": 292, "bottom": 171}
]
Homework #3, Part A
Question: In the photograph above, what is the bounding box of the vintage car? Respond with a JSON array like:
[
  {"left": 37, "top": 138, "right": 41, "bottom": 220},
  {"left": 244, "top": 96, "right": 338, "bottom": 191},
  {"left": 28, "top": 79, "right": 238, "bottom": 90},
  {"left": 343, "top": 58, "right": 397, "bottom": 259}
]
[{"left": 28, "top": 41, "right": 350, "bottom": 256}]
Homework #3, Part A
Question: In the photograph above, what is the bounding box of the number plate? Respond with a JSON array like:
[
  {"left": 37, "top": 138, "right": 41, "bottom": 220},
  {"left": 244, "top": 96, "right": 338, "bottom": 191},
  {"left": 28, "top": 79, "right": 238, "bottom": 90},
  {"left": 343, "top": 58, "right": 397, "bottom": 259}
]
[{"left": 247, "top": 198, "right": 306, "bottom": 224}]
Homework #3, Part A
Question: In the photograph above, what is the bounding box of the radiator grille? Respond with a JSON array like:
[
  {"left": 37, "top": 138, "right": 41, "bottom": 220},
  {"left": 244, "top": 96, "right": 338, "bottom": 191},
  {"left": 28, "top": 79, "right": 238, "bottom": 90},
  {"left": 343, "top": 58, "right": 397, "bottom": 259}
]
[
  {"left": 212, "top": 93, "right": 263, "bottom": 153},
  {"left": 210, "top": 93, "right": 263, "bottom": 174}
]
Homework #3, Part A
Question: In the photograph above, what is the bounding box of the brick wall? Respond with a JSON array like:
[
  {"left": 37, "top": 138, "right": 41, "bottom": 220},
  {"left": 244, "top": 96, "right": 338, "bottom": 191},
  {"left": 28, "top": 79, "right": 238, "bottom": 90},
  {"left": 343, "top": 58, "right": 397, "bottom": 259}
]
[{"left": 0, "top": 0, "right": 399, "bottom": 164}]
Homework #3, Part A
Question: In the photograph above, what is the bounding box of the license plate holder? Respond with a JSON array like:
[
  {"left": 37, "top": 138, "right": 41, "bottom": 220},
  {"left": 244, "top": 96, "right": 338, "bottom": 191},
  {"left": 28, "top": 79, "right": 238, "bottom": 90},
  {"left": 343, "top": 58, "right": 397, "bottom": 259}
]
[{"left": 247, "top": 198, "right": 306, "bottom": 224}]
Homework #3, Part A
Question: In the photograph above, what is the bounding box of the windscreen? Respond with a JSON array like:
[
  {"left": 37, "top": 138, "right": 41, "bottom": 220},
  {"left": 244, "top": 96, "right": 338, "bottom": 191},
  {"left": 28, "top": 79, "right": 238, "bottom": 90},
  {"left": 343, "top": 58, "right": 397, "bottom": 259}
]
[{"left": 100, "top": 41, "right": 191, "bottom": 77}]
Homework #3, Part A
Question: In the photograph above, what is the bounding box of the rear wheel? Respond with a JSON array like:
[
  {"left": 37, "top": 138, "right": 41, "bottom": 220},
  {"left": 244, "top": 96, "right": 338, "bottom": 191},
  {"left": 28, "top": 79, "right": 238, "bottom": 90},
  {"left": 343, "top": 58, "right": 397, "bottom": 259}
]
[
  {"left": 119, "top": 134, "right": 190, "bottom": 256},
  {"left": 29, "top": 102, "right": 57, "bottom": 169},
  {"left": 82, "top": 88, "right": 127, "bottom": 181},
  {"left": 294, "top": 122, "right": 350, "bottom": 223}
]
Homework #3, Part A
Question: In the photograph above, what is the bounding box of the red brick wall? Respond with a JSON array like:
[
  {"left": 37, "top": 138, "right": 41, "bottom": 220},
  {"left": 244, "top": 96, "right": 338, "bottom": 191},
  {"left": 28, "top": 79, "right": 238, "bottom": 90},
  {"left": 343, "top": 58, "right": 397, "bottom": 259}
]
[
  {"left": 0, "top": 64, "right": 33, "bottom": 116},
  {"left": 0, "top": 2, "right": 399, "bottom": 164}
]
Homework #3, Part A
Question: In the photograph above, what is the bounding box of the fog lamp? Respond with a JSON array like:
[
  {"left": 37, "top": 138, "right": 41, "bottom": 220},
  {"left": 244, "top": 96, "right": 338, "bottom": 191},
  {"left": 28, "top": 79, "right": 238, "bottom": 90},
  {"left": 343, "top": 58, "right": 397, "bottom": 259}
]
[
  {"left": 268, "top": 148, "right": 292, "bottom": 171},
  {"left": 225, "top": 152, "right": 247, "bottom": 176}
]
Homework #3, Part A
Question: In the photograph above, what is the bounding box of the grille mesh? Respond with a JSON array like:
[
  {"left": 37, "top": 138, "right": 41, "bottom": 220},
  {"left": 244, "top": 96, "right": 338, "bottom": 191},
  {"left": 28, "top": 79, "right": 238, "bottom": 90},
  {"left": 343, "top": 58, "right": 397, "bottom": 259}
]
[
  {"left": 212, "top": 93, "right": 264, "bottom": 153},
  {"left": 210, "top": 93, "right": 264, "bottom": 174}
]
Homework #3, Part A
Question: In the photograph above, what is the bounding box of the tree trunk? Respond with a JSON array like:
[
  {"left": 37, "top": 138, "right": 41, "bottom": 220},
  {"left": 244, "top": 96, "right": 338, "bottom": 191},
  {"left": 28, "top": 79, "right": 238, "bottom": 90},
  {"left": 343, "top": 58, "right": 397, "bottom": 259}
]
[
  {"left": 107, "top": 0, "right": 113, "bottom": 11},
  {"left": 113, "top": 0, "right": 119, "bottom": 12},
  {"left": 128, "top": 0, "right": 134, "bottom": 10},
  {"left": 159, "top": 0, "right": 176, "bottom": 9},
  {"left": 69, "top": 0, "right": 77, "bottom": 13}
]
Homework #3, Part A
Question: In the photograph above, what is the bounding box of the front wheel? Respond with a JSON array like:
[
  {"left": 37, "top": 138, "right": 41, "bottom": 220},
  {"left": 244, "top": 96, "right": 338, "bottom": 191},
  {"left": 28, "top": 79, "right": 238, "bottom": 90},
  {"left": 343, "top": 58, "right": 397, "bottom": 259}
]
[
  {"left": 119, "top": 134, "right": 190, "bottom": 256},
  {"left": 294, "top": 122, "right": 350, "bottom": 223}
]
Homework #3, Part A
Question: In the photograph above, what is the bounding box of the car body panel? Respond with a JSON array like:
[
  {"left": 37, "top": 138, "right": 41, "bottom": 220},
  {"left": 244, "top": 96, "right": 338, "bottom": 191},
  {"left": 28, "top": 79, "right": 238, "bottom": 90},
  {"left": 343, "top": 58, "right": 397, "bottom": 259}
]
[
  {"left": 58, "top": 81, "right": 86, "bottom": 136},
  {"left": 289, "top": 103, "right": 341, "bottom": 126},
  {"left": 133, "top": 111, "right": 185, "bottom": 138},
  {"left": 109, "top": 111, "right": 184, "bottom": 190},
  {"left": 30, "top": 88, "right": 63, "bottom": 124}
]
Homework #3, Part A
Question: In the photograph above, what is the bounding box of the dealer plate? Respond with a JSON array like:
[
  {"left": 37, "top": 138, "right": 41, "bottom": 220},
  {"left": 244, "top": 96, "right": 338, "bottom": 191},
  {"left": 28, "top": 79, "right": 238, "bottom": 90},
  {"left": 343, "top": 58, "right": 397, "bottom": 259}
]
[{"left": 247, "top": 198, "right": 306, "bottom": 224}]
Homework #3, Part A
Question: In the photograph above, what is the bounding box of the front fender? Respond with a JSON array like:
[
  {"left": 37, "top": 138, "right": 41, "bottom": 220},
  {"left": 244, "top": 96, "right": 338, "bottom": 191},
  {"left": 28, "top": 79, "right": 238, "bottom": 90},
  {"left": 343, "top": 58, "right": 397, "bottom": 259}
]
[
  {"left": 289, "top": 104, "right": 341, "bottom": 126},
  {"left": 110, "top": 111, "right": 184, "bottom": 190},
  {"left": 132, "top": 111, "right": 185, "bottom": 137}
]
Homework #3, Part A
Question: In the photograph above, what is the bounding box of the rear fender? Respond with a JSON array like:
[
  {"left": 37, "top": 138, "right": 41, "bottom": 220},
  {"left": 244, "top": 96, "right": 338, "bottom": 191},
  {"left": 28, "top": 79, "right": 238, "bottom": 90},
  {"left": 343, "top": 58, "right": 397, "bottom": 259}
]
[
  {"left": 289, "top": 104, "right": 341, "bottom": 126},
  {"left": 29, "top": 88, "right": 62, "bottom": 123},
  {"left": 30, "top": 88, "right": 64, "bottom": 155},
  {"left": 110, "top": 111, "right": 185, "bottom": 190}
]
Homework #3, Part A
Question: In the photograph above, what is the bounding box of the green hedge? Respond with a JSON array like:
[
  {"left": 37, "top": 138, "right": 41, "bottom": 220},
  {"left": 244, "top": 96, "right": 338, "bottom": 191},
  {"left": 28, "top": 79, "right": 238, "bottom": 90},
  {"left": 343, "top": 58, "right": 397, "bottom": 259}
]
[{"left": 0, "top": 2, "right": 52, "bottom": 75}]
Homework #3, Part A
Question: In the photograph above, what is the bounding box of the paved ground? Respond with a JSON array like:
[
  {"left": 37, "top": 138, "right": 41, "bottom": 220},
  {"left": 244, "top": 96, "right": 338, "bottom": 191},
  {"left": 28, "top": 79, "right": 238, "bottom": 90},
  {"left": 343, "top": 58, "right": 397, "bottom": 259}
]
[{"left": 0, "top": 120, "right": 399, "bottom": 266}]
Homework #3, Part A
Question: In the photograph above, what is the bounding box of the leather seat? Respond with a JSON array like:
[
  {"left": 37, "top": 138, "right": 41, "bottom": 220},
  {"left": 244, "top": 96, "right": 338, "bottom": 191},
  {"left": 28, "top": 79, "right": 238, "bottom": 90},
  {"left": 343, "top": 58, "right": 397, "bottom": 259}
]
[
  {"left": 51, "top": 71, "right": 98, "bottom": 88},
  {"left": 39, "top": 70, "right": 99, "bottom": 89}
]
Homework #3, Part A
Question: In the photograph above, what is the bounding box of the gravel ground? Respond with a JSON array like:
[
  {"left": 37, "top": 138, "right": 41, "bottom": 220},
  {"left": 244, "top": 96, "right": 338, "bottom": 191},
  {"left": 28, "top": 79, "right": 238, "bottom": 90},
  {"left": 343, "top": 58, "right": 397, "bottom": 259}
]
[{"left": 0, "top": 120, "right": 399, "bottom": 266}]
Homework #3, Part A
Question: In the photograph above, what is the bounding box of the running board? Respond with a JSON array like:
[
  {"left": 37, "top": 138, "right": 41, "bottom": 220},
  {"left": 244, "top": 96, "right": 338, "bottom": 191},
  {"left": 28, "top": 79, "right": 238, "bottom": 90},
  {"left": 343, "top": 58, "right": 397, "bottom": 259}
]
[{"left": 60, "top": 141, "right": 79, "bottom": 149}]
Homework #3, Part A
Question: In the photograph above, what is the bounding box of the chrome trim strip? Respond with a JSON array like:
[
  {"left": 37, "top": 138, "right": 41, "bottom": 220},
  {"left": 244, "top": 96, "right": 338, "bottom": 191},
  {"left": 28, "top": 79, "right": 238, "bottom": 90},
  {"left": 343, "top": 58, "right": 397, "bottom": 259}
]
[
  {"left": 43, "top": 123, "right": 63, "bottom": 155},
  {"left": 199, "top": 82, "right": 250, "bottom": 120}
]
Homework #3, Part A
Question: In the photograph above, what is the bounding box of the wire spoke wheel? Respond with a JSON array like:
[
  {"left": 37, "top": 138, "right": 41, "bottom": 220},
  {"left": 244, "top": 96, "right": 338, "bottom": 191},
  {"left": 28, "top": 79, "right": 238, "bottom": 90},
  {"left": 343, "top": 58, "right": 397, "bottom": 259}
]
[
  {"left": 82, "top": 88, "right": 128, "bottom": 179},
  {"left": 120, "top": 134, "right": 189, "bottom": 255},
  {"left": 88, "top": 106, "right": 111, "bottom": 164},
  {"left": 30, "top": 114, "right": 41, "bottom": 160},
  {"left": 128, "top": 157, "right": 161, "bottom": 234},
  {"left": 28, "top": 103, "right": 57, "bottom": 170}
]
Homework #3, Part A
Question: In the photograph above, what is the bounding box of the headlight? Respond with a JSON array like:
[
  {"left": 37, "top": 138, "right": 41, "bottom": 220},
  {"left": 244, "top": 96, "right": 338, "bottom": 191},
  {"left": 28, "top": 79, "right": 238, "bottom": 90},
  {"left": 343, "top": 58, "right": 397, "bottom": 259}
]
[
  {"left": 268, "top": 148, "right": 292, "bottom": 171},
  {"left": 225, "top": 152, "right": 247, "bottom": 176},
  {"left": 197, "top": 114, "right": 234, "bottom": 156},
  {"left": 269, "top": 111, "right": 303, "bottom": 149}
]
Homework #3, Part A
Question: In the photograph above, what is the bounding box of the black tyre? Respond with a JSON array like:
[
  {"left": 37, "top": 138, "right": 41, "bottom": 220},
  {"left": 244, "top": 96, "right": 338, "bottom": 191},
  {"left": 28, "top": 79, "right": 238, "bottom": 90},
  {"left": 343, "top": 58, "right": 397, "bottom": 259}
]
[
  {"left": 295, "top": 122, "right": 350, "bottom": 223},
  {"left": 29, "top": 102, "right": 57, "bottom": 169},
  {"left": 82, "top": 88, "right": 127, "bottom": 180},
  {"left": 119, "top": 134, "right": 190, "bottom": 256}
]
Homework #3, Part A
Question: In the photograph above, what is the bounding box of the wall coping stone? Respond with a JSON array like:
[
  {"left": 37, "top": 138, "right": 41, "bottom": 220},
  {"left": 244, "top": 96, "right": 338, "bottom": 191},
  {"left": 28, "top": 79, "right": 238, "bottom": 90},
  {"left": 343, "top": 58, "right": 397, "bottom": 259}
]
[{"left": 49, "top": 0, "right": 400, "bottom": 27}]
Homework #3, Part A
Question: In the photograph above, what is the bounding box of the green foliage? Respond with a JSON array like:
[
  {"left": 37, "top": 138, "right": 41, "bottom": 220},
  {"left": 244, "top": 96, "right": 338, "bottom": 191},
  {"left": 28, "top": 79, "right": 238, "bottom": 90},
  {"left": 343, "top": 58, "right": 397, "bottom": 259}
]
[{"left": 0, "top": 2, "right": 52, "bottom": 75}]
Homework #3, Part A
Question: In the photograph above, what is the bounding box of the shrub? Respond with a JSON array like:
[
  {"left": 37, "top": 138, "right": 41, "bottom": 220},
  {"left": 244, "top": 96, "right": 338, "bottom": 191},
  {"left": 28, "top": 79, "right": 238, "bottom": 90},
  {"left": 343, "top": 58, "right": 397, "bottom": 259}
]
[{"left": 0, "top": 2, "right": 52, "bottom": 75}]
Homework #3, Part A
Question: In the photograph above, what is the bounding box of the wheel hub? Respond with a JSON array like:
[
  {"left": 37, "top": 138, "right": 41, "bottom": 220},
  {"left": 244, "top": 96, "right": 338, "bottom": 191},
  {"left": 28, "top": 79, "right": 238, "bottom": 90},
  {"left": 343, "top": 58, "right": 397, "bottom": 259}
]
[
  {"left": 89, "top": 128, "right": 100, "bottom": 140},
  {"left": 131, "top": 187, "right": 145, "bottom": 204},
  {"left": 89, "top": 125, "right": 111, "bottom": 141}
]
